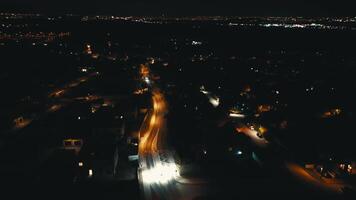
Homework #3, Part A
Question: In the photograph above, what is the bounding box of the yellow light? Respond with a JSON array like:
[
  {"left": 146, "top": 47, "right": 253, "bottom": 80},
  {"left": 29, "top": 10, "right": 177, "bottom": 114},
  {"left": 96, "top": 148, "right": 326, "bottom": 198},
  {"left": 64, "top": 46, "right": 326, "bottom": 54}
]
[
  {"left": 150, "top": 115, "right": 156, "bottom": 126},
  {"left": 259, "top": 126, "right": 267, "bottom": 134},
  {"left": 334, "top": 109, "right": 341, "bottom": 115}
]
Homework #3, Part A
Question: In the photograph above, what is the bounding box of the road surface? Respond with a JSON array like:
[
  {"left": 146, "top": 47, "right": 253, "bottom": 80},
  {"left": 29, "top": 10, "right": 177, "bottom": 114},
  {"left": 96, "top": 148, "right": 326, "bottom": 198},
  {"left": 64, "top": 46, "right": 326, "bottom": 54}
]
[
  {"left": 238, "top": 124, "right": 346, "bottom": 195},
  {"left": 137, "top": 80, "right": 207, "bottom": 200}
]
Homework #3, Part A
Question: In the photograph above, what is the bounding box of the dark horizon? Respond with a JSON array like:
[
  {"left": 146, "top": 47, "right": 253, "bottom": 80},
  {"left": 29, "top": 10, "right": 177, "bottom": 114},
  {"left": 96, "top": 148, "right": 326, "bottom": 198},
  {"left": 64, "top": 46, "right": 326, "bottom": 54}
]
[{"left": 1, "top": 0, "right": 356, "bottom": 16}]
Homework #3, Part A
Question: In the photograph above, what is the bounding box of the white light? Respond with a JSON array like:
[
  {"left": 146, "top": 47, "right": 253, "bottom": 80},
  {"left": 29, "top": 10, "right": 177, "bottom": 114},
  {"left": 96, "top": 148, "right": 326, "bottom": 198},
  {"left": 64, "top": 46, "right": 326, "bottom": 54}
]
[
  {"left": 78, "top": 162, "right": 83, "bottom": 167},
  {"left": 78, "top": 116, "right": 81, "bottom": 120},
  {"left": 192, "top": 41, "right": 202, "bottom": 46},
  {"left": 229, "top": 113, "right": 246, "bottom": 118},
  {"left": 209, "top": 97, "right": 220, "bottom": 107},
  {"left": 141, "top": 169, "right": 153, "bottom": 184},
  {"left": 200, "top": 86, "right": 209, "bottom": 94},
  {"left": 237, "top": 151, "right": 243, "bottom": 155},
  {"left": 91, "top": 108, "right": 96, "bottom": 113},
  {"left": 88, "top": 169, "right": 93, "bottom": 177},
  {"left": 141, "top": 163, "right": 179, "bottom": 184},
  {"left": 149, "top": 58, "right": 155, "bottom": 64}
]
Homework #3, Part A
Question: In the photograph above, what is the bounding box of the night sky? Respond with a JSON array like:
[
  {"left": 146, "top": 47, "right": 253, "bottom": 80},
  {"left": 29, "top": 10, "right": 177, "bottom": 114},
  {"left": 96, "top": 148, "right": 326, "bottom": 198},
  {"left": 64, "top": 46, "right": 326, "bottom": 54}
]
[{"left": 0, "top": 0, "right": 355, "bottom": 16}]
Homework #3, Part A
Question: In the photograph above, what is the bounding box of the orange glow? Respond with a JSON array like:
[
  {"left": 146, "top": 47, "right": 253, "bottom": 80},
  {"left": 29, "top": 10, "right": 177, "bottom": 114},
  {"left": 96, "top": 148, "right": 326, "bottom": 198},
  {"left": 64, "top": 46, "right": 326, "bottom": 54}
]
[
  {"left": 48, "top": 104, "right": 62, "bottom": 112},
  {"left": 138, "top": 88, "right": 168, "bottom": 154},
  {"left": 150, "top": 115, "right": 156, "bottom": 126},
  {"left": 236, "top": 127, "right": 248, "bottom": 133},
  {"left": 244, "top": 85, "right": 251, "bottom": 92},
  {"left": 257, "top": 105, "right": 272, "bottom": 113},
  {"left": 321, "top": 108, "right": 342, "bottom": 118},
  {"left": 134, "top": 88, "right": 149, "bottom": 95},
  {"left": 13, "top": 116, "right": 32, "bottom": 129},
  {"left": 140, "top": 64, "right": 150, "bottom": 77},
  {"left": 49, "top": 89, "right": 65, "bottom": 98}
]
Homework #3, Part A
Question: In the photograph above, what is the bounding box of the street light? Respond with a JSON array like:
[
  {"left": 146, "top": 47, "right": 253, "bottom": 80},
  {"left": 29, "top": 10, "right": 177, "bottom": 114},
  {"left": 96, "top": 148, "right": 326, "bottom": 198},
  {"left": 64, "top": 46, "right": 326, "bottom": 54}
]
[{"left": 88, "top": 169, "right": 93, "bottom": 177}]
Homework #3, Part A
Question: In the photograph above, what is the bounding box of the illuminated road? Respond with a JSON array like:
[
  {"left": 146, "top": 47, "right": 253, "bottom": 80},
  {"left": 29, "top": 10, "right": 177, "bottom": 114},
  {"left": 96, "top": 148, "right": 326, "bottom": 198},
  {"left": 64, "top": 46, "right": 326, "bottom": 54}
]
[
  {"left": 137, "top": 78, "right": 207, "bottom": 199},
  {"left": 285, "top": 161, "right": 343, "bottom": 194},
  {"left": 237, "top": 125, "right": 345, "bottom": 194},
  {"left": 236, "top": 126, "right": 269, "bottom": 148},
  {"left": 138, "top": 89, "right": 181, "bottom": 199},
  {"left": 48, "top": 72, "right": 98, "bottom": 98}
]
